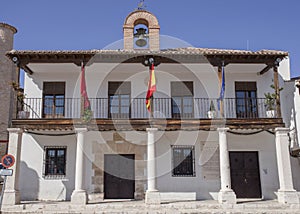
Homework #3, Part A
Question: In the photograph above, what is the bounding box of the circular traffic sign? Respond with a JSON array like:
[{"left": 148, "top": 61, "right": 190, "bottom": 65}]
[{"left": 1, "top": 154, "right": 15, "bottom": 168}]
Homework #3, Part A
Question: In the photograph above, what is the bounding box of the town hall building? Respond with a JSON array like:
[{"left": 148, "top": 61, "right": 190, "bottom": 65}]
[{"left": 1, "top": 8, "right": 300, "bottom": 207}]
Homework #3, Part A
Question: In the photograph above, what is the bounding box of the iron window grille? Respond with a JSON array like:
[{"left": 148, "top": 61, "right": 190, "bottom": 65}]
[
  {"left": 172, "top": 145, "right": 195, "bottom": 177},
  {"left": 43, "top": 146, "right": 67, "bottom": 179}
]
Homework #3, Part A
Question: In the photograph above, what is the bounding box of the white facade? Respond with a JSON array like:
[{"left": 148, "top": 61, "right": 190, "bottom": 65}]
[
  {"left": 17, "top": 129, "right": 282, "bottom": 201},
  {"left": 12, "top": 58, "right": 297, "bottom": 203}
]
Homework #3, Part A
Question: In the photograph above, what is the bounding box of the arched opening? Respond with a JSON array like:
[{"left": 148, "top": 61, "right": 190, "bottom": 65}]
[{"left": 133, "top": 19, "right": 149, "bottom": 49}]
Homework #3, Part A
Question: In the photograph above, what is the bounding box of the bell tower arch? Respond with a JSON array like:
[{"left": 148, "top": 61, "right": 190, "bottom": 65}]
[{"left": 123, "top": 10, "right": 160, "bottom": 51}]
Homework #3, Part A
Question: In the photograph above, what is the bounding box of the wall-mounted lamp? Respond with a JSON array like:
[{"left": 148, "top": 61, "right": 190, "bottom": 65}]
[
  {"left": 295, "top": 80, "right": 300, "bottom": 89},
  {"left": 274, "top": 58, "right": 282, "bottom": 67},
  {"left": 12, "top": 56, "right": 19, "bottom": 64}
]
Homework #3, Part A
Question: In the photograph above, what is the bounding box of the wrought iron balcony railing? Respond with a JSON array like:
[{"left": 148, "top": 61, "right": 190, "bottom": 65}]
[{"left": 16, "top": 97, "right": 278, "bottom": 120}]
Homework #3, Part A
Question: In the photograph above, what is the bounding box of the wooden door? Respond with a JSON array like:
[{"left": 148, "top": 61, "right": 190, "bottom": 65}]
[
  {"left": 104, "top": 154, "right": 135, "bottom": 199},
  {"left": 230, "top": 151, "right": 262, "bottom": 198}
]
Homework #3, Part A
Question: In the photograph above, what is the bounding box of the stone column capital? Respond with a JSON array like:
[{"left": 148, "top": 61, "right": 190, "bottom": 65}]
[
  {"left": 217, "top": 127, "right": 230, "bottom": 133},
  {"left": 7, "top": 128, "right": 23, "bottom": 134},
  {"left": 75, "top": 128, "right": 88, "bottom": 134},
  {"left": 275, "top": 127, "right": 290, "bottom": 135},
  {"left": 146, "top": 128, "right": 158, "bottom": 133}
]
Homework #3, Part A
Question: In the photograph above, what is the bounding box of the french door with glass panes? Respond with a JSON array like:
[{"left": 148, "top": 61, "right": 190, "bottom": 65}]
[{"left": 235, "top": 82, "right": 258, "bottom": 119}]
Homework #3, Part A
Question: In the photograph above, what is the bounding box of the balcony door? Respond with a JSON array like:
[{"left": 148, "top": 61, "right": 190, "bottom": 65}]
[
  {"left": 171, "top": 81, "right": 194, "bottom": 119},
  {"left": 43, "top": 82, "right": 65, "bottom": 118},
  {"left": 235, "top": 82, "right": 258, "bottom": 119},
  {"left": 108, "top": 82, "right": 131, "bottom": 119}
]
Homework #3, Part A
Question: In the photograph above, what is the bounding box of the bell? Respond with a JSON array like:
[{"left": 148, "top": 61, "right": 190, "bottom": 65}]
[
  {"left": 134, "top": 27, "right": 148, "bottom": 47},
  {"left": 135, "top": 35, "right": 147, "bottom": 47}
]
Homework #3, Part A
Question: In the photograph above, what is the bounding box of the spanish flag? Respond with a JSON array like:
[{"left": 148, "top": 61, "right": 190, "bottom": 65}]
[{"left": 146, "top": 63, "right": 156, "bottom": 112}]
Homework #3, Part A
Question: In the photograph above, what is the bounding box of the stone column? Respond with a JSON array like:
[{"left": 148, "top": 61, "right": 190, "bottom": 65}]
[
  {"left": 2, "top": 128, "right": 23, "bottom": 205},
  {"left": 217, "top": 128, "right": 236, "bottom": 204},
  {"left": 275, "top": 127, "right": 299, "bottom": 204},
  {"left": 145, "top": 128, "right": 160, "bottom": 204},
  {"left": 71, "top": 128, "right": 88, "bottom": 204}
]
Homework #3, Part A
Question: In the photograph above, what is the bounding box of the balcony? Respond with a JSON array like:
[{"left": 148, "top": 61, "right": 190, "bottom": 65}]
[
  {"left": 16, "top": 97, "right": 279, "bottom": 120},
  {"left": 13, "top": 97, "right": 284, "bottom": 131}
]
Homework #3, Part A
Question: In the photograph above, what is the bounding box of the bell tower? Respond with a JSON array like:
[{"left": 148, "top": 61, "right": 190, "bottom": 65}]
[{"left": 123, "top": 10, "right": 160, "bottom": 51}]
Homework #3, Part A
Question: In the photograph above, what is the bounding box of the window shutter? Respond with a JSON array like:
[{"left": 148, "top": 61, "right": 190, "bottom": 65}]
[
  {"left": 171, "top": 81, "right": 193, "bottom": 96},
  {"left": 108, "top": 82, "right": 131, "bottom": 95},
  {"left": 235, "top": 82, "right": 257, "bottom": 91},
  {"left": 43, "top": 82, "right": 65, "bottom": 95}
]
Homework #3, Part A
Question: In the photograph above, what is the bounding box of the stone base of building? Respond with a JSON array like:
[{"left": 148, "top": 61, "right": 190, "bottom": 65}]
[
  {"left": 88, "top": 193, "right": 104, "bottom": 202},
  {"left": 71, "top": 190, "right": 88, "bottom": 204},
  {"left": 2, "top": 190, "right": 20, "bottom": 205},
  {"left": 145, "top": 190, "right": 160, "bottom": 205},
  {"left": 218, "top": 190, "right": 236, "bottom": 204},
  {"left": 277, "top": 190, "right": 299, "bottom": 204}
]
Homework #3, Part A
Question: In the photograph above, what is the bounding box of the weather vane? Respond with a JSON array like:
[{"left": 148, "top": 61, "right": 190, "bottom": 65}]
[{"left": 137, "top": 0, "right": 147, "bottom": 10}]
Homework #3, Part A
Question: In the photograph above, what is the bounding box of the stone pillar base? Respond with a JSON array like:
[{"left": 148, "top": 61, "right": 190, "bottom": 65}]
[
  {"left": 218, "top": 190, "right": 236, "bottom": 204},
  {"left": 71, "top": 190, "right": 88, "bottom": 204},
  {"left": 145, "top": 191, "right": 160, "bottom": 205},
  {"left": 2, "top": 190, "right": 20, "bottom": 205},
  {"left": 277, "top": 190, "right": 299, "bottom": 204}
]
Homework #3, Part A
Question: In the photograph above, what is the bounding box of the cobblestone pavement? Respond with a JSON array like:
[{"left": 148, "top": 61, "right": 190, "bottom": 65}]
[{"left": 1, "top": 200, "right": 300, "bottom": 214}]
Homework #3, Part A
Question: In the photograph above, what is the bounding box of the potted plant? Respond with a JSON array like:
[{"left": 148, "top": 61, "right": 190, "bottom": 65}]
[
  {"left": 81, "top": 108, "right": 93, "bottom": 123},
  {"left": 264, "top": 92, "right": 276, "bottom": 118},
  {"left": 11, "top": 81, "right": 29, "bottom": 119},
  {"left": 264, "top": 82, "right": 283, "bottom": 118},
  {"left": 207, "top": 100, "right": 217, "bottom": 119}
]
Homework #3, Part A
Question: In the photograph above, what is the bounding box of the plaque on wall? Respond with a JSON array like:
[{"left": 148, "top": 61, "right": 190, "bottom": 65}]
[{"left": 199, "top": 141, "right": 220, "bottom": 180}]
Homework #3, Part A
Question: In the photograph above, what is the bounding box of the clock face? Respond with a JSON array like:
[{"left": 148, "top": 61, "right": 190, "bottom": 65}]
[{"left": 1, "top": 155, "right": 15, "bottom": 168}]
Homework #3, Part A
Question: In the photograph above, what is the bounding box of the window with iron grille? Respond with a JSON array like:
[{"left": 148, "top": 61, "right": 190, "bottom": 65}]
[
  {"left": 172, "top": 146, "right": 195, "bottom": 177},
  {"left": 44, "top": 147, "right": 66, "bottom": 178}
]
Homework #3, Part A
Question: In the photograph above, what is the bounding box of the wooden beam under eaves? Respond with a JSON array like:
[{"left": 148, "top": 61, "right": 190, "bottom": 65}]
[
  {"left": 258, "top": 65, "right": 272, "bottom": 75},
  {"left": 22, "top": 65, "right": 34, "bottom": 75}
]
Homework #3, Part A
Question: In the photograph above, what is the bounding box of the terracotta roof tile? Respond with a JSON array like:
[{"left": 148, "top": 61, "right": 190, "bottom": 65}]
[{"left": 7, "top": 47, "right": 288, "bottom": 56}]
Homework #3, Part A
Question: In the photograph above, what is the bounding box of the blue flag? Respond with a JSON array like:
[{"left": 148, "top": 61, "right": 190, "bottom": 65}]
[{"left": 217, "top": 65, "right": 225, "bottom": 110}]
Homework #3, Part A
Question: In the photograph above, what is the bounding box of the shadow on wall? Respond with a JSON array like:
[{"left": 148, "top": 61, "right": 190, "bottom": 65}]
[
  {"left": 62, "top": 179, "right": 73, "bottom": 201},
  {"left": 20, "top": 161, "right": 40, "bottom": 201}
]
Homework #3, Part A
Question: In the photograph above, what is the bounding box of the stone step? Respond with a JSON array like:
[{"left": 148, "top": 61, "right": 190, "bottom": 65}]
[{"left": 1, "top": 200, "right": 300, "bottom": 214}]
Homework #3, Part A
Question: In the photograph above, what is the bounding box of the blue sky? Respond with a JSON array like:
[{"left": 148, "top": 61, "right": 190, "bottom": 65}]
[{"left": 1, "top": 0, "right": 299, "bottom": 78}]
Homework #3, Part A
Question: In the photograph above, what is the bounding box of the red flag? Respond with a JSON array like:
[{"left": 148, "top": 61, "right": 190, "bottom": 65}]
[
  {"left": 80, "top": 63, "right": 91, "bottom": 109},
  {"left": 146, "top": 63, "right": 156, "bottom": 112}
]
